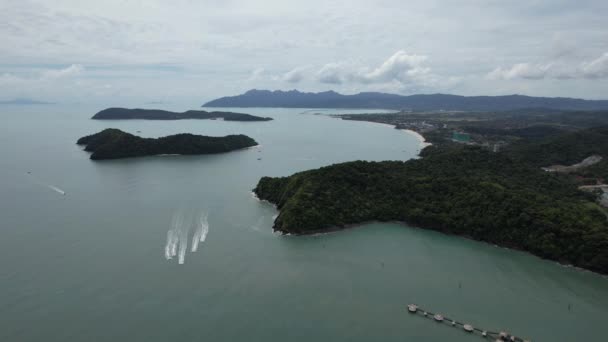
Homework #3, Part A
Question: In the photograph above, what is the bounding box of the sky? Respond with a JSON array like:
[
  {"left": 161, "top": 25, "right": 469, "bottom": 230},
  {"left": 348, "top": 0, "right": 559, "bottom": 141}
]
[{"left": 1, "top": 0, "right": 608, "bottom": 105}]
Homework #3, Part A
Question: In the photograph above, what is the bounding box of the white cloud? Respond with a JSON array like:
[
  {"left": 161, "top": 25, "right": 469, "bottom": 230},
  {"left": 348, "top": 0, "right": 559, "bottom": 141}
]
[
  {"left": 316, "top": 62, "right": 350, "bottom": 84},
  {"left": 488, "top": 52, "right": 608, "bottom": 80},
  {"left": 581, "top": 52, "right": 608, "bottom": 79},
  {"left": 246, "top": 67, "right": 265, "bottom": 82},
  {"left": 359, "top": 51, "right": 430, "bottom": 84},
  {"left": 41, "top": 64, "right": 84, "bottom": 79},
  {"left": 1, "top": 0, "right": 608, "bottom": 101},
  {"left": 313, "top": 50, "right": 441, "bottom": 91},
  {"left": 487, "top": 63, "right": 551, "bottom": 80},
  {"left": 280, "top": 66, "right": 310, "bottom": 83},
  {"left": 0, "top": 64, "right": 86, "bottom": 102},
  {"left": 0, "top": 64, "right": 84, "bottom": 87},
  {"left": 0, "top": 73, "right": 23, "bottom": 86}
]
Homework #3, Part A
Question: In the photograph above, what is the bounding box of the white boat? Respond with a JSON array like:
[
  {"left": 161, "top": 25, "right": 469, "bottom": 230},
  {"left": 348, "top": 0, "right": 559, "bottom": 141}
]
[
  {"left": 463, "top": 324, "right": 474, "bottom": 332},
  {"left": 433, "top": 314, "right": 444, "bottom": 322},
  {"left": 407, "top": 304, "right": 418, "bottom": 313}
]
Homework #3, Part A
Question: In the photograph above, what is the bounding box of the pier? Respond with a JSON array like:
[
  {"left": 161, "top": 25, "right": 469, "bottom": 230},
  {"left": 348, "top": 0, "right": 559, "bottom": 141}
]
[{"left": 407, "top": 304, "right": 530, "bottom": 341}]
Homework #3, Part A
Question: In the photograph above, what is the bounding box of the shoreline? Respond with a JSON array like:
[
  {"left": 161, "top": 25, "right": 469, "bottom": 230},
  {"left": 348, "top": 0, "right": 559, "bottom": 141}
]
[
  {"left": 276, "top": 218, "right": 608, "bottom": 277},
  {"left": 332, "top": 115, "right": 431, "bottom": 151},
  {"left": 398, "top": 128, "right": 432, "bottom": 149}
]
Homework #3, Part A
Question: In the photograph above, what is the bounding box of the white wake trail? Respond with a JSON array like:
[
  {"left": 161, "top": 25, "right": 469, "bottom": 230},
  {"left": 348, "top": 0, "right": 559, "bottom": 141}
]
[
  {"left": 200, "top": 212, "right": 209, "bottom": 242},
  {"left": 48, "top": 185, "right": 66, "bottom": 195},
  {"left": 165, "top": 210, "right": 184, "bottom": 260},
  {"left": 191, "top": 211, "right": 209, "bottom": 252},
  {"left": 178, "top": 229, "right": 188, "bottom": 265},
  {"left": 165, "top": 209, "right": 209, "bottom": 263},
  {"left": 191, "top": 228, "right": 201, "bottom": 252},
  {"left": 164, "top": 230, "right": 176, "bottom": 260}
]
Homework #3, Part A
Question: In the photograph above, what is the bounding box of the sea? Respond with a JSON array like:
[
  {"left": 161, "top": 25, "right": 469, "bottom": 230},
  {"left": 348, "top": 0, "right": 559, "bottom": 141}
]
[{"left": 1, "top": 104, "right": 607, "bottom": 341}]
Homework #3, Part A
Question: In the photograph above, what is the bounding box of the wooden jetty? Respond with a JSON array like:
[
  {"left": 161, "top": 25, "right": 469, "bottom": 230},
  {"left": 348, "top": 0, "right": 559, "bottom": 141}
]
[{"left": 407, "top": 304, "right": 530, "bottom": 341}]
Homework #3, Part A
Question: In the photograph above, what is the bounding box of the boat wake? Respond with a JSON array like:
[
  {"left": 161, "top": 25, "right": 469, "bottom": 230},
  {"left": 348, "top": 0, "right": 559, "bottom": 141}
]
[
  {"left": 48, "top": 185, "right": 66, "bottom": 195},
  {"left": 191, "top": 212, "right": 209, "bottom": 252},
  {"left": 164, "top": 209, "right": 210, "bottom": 264},
  {"left": 26, "top": 172, "right": 66, "bottom": 196}
]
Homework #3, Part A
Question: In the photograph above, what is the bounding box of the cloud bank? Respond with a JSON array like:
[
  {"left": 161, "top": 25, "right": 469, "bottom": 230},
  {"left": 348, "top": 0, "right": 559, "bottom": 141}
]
[
  {"left": 314, "top": 51, "right": 432, "bottom": 85},
  {"left": 488, "top": 52, "right": 608, "bottom": 80},
  {"left": 269, "top": 51, "right": 446, "bottom": 93},
  {"left": 1, "top": 0, "right": 608, "bottom": 103}
]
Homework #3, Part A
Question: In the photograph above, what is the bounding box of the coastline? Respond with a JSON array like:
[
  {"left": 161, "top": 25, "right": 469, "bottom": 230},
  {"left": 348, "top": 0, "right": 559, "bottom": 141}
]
[
  {"left": 398, "top": 128, "right": 432, "bottom": 149},
  {"left": 333, "top": 116, "right": 431, "bottom": 151},
  {"left": 276, "top": 218, "right": 608, "bottom": 277}
]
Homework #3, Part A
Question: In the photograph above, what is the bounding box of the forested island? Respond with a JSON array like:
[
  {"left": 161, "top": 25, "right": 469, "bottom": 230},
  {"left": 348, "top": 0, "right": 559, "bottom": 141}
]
[
  {"left": 77, "top": 129, "right": 258, "bottom": 160},
  {"left": 254, "top": 126, "right": 608, "bottom": 274},
  {"left": 92, "top": 108, "right": 272, "bottom": 121}
]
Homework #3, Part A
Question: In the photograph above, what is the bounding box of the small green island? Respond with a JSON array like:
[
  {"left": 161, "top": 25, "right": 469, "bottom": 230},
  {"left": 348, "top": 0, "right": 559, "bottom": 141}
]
[
  {"left": 92, "top": 108, "right": 273, "bottom": 121},
  {"left": 78, "top": 129, "right": 258, "bottom": 160},
  {"left": 254, "top": 126, "right": 608, "bottom": 274}
]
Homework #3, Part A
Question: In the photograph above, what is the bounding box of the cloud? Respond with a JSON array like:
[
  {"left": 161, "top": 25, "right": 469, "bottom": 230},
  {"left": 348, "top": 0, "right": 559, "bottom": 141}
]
[
  {"left": 280, "top": 66, "right": 310, "bottom": 83},
  {"left": 581, "top": 52, "right": 608, "bottom": 79},
  {"left": 0, "top": 64, "right": 85, "bottom": 85},
  {"left": 359, "top": 51, "right": 430, "bottom": 84},
  {"left": 0, "top": 64, "right": 87, "bottom": 101},
  {"left": 487, "top": 63, "right": 552, "bottom": 80},
  {"left": 315, "top": 62, "right": 355, "bottom": 84},
  {"left": 246, "top": 67, "right": 265, "bottom": 81},
  {"left": 313, "top": 50, "right": 441, "bottom": 91},
  {"left": 41, "top": 64, "right": 84, "bottom": 79},
  {"left": 2, "top": 1, "right": 608, "bottom": 101},
  {"left": 316, "top": 62, "right": 348, "bottom": 84},
  {"left": 0, "top": 73, "right": 23, "bottom": 86},
  {"left": 488, "top": 52, "right": 608, "bottom": 80}
]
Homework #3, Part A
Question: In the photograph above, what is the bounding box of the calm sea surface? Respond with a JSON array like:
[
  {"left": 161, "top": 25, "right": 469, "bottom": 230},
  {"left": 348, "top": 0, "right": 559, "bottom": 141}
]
[{"left": 1, "top": 104, "right": 607, "bottom": 341}]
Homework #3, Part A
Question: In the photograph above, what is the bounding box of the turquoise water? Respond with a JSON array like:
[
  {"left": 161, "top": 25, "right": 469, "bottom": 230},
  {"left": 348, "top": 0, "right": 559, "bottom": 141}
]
[{"left": 1, "top": 105, "right": 607, "bottom": 341}]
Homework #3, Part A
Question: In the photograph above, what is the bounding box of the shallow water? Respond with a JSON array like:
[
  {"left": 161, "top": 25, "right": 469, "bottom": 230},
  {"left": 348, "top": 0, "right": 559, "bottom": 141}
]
[{"left": 0, "top": 104, "right": 607, "bottom": 341}]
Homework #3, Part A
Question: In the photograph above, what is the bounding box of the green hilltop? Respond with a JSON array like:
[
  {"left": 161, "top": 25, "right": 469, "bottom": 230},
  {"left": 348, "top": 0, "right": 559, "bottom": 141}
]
[
  {"left": 255, "top": 127, "right": 608, "bottom": 274},
  {"left": 78, "top": 129, "right": 258, "bottom": 160}
]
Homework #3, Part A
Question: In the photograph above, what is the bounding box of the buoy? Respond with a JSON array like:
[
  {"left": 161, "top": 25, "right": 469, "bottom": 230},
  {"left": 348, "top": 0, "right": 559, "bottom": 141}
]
[{"left": 404, "top": 304, "right": 528, "bottom": 342}]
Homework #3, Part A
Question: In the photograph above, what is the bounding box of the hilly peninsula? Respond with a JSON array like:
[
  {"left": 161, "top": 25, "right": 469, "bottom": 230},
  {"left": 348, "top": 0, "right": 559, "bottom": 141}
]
[
  {"left": 203, "top": 89, "right": 608, "bottom": 111},
  {"left": 78, "top": 129, "right": 258, "bottom": 160},
  {"left": 254, "top": 138, "right": 608, "bottom": 274},
  {"left": 92, "top": 108, "right": 272, "bottom": 121}
]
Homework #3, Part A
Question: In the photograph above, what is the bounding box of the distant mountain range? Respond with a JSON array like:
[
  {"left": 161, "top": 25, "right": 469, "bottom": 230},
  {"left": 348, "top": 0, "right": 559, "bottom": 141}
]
[{"left": 203, "top": 89, "right": 608, "bottom": 111}]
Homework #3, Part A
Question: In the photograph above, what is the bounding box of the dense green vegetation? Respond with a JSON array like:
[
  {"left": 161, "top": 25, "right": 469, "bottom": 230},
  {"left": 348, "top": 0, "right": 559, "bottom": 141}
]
[
  {"left": 507, "top": 126, "right": 608, "bottom": 166},
  {"left": 255, "top": 146, "right": 608, "bottom": 274},
  {"left": 92, "top": 108, "right": 272, "bottom": 121},
  {"left": 337, "top": 110, "right": 608, "bottom": 146},
  {"left": 77, "top": 129, "right": 257, "bottom": 160},
  {"left": 462, "top": 125, "right": 567, "bottom": 140}
]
